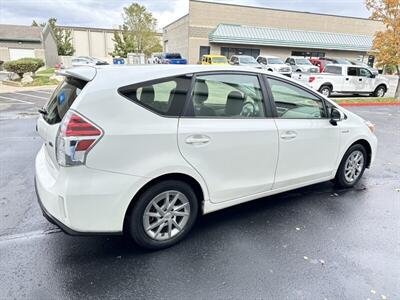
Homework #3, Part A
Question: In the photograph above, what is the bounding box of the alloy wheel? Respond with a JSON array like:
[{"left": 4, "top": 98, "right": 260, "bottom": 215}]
[
  {"left": 344, "top": 150, "right": 364, "bottom": 183},
  {"left": 143, "top": 190, "right": 190, "bottom": 241}
]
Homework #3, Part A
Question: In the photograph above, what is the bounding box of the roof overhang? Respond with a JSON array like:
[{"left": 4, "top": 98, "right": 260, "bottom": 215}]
[
  {"left": 209, "top": 24, "right": 372, "bottom": 52},
  {"left": 0, "top": 38, "right": 41, "bottom": 43}
]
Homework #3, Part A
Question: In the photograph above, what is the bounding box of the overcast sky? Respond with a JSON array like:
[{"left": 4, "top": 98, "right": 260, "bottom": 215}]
[{"left": 0, "top": 0, "right": 371, "bottom": 30}]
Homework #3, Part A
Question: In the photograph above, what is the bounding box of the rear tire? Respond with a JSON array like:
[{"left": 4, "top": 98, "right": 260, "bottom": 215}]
[
  {"left": 127, "top": 180, "right": 198, "bottom": 250},
  {"left": 334, "top": 144, "right": 367, "bottom": 188},
  {"left": 373, "top": 85, "right": 386, "bottom": 97},
  {"left": 319, "top": 85, "right": 332, "bottom": 97}
]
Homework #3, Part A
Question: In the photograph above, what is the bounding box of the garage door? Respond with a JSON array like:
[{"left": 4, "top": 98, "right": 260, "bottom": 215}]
[{"left": 9, "top": 48, "right": 35, "bottom": 60}]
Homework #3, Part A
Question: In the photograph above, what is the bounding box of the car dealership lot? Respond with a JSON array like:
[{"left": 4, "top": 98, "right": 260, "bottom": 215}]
[{"left": 0, "top": 90, "right": 399, "bottom": 299}]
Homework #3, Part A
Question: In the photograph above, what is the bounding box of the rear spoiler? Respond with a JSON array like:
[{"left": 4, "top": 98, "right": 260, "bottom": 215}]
[{"left": 56, "top": 66, "right": 97, "bottom": 82}]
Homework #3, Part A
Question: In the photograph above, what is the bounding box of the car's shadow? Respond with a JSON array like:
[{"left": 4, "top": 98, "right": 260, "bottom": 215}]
[{"left": 45, "top": 179, "right": 369, "bottom": 298}]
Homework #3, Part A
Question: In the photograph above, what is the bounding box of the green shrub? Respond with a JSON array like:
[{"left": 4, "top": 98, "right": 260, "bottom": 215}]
[{"left": 3, "top": 57, "right": 45, "bottom": 78}]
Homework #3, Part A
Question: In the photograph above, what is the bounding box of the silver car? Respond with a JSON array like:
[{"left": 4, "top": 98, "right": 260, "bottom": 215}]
[
  {"left": 71, "top": 56, "right": 109, "bottom": 67},
  {"left": 256, "top": 55, "right": 292, "bottom": 76},
  {"left": 229, "top": 55, "right": 263, "bottom": 68},
  {"left": 285, "top": 56, "right": 320, "bottom": 73}
]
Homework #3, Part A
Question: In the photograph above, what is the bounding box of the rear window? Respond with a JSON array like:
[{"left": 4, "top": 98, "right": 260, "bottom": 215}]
[
  {"left": 43, "top": 77, "right": 87, "bottom": 124},
  {"left": 324, "top": 66, "right": 342, "bottom": 74},
  {"left": 165, "top": 53, "right": 182, "bottom": 59},
  {"left": 119, "top": 76, "right": 191, "bottom": 117}
]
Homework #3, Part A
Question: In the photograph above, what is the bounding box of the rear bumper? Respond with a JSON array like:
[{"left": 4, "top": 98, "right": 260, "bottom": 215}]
[
  {"left": 34, "top": 145, "right": 147, "bottom": 234},
  {"left": 35, "top": 177, "right": 91, "bottom": 235}
]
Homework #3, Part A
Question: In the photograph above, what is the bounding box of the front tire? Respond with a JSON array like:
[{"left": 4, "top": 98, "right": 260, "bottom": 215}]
[
  {"left": 373, "top": 85, "right": 386, "bottom": 97},
  {"left": 334, "top": 144, "right": 367, "bottom": 188},
  {"left": 127, "top": 180, "right": 198, "bottom": 250}
]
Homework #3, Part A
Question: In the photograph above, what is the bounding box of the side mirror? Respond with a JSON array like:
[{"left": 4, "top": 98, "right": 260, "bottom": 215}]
[
  {"left": 370, "top": 74, "right": 376, "bottom": 78},
  {"left": 330, "top": 108, "right": 343, "bottom": 126}
]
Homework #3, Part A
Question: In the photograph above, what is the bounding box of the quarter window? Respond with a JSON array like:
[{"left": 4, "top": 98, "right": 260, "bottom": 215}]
[
  {"left": 268, "top": 78, "right": 327, "bottom": 119},
  {"left": 119, "top": 76, "right": 191, "bottom": 117},
  {"left": 185, "top": 74, "right": 265, "bottom": 118}
]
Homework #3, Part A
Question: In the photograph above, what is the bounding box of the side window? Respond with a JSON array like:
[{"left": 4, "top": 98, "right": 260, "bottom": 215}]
[
  {"left": 268, "top": 78, "right": 327, "bottom": 119},
  {"left": 359, "top": 68, "right": 372, "bottom": 78},
  {"left": 186, "top": 73, "right": 265, "bottom": 118},
  {"left": 290, "top": 59, "right": 295, "bottom": 65},
  {"left": 119, "top": 76, "right": 190, "bottom": 117},
  {"left": 347, "top": 67, "right": 358, "bottom": 76}
]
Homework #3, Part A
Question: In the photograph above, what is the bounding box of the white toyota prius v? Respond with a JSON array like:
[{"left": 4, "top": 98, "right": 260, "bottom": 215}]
[{"left": 35, "top": 65, "right": 377, "bottom": 249}]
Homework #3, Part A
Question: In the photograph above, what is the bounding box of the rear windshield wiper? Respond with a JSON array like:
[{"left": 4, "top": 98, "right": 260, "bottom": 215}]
[{"left": 38, "top": 108, "right": 48, "bottom": 115}]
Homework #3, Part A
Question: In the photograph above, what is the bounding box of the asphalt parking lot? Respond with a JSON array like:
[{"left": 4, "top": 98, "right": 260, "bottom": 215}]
[{"left": 0, "top": 89, "right": 399, "bottom": 299}]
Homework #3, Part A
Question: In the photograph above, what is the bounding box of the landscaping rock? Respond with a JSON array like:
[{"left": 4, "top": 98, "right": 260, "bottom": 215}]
[
  {"left": 50, "top": 74, "right": 64, "bottom": 82},
  {"left": 21, "top": 74, "right": 33, "bottom": 84}
]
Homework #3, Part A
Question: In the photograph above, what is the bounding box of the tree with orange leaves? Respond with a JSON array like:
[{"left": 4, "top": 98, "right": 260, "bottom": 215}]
[{"left": 366, "top": 0, "right": 400, "bottom": 99}]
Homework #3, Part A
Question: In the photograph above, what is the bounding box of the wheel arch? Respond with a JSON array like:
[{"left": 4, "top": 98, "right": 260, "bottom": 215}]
[
  {"left": 123, "top": 173, "right": 206, "bottom": 232},
  {"left": 348, "top": 139, "right": 372, "bottom": 168},
  {"left": 319, "top": 82, "right": 333, "bottom": 90},
  {"left": 376, "top": 83, "right": 388, "bottom": 92}
]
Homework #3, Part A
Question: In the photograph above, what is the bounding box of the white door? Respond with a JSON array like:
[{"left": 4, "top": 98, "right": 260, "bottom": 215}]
[
  {"left": 178, "top": 73, "right": 279, "bottom": 203},
  {"left": 9, "top": 48, "right": 35, "bottom": 60},
  {"left": 358, "top": 68, "right": 375, "bottom": 92},
  {"left": 343, "top": 66, "right": 362, "bottom": 92},
  {"left": 267, "top": 77, "right": 340, "bottom": 189}
]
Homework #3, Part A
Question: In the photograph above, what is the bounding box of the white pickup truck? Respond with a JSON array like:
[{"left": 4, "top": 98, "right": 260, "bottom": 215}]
[{"left": 292, "top": 64, "right": 389, "bottom": 97}]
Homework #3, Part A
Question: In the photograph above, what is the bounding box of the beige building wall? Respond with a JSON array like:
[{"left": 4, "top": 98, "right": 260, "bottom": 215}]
[
  {"left": 189, "top": 0, "right": 384, "bottom": 35},
  {"left": 163, "top": 15, "right": 190, "bottom": 59},
  {"left": 72, "top": 30, "right": 90, "bottom": 57},
  {"left": 163, "top": 0, "right": 385, "bottom": 64},
  {"left": 61, "top": 26, "right": 162, "bottom": 63}
]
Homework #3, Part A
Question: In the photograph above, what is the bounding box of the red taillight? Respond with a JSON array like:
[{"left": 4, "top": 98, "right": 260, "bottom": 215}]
[
  {"left": 308, "top": 76, "right": 316, "bottom": 83},
  {"left": 75, "top": 139, "right": 96, "bottom": 151},
  {"left": 56, "top": 111, "right": 102, "bottom": 166},
  {"left": 65, "top": 114, "right": 101, "bottom": 137}
]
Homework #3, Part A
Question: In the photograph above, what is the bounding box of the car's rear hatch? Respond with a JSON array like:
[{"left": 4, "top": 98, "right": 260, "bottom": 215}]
[{"left": 36, "top": 67, "right": 96, "bottom": 169}]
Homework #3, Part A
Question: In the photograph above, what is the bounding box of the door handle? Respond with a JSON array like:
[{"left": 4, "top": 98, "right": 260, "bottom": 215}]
[
  {"left": 185, "top": 135, "right": 210, "bottom": 145},
  {"left": 359, "top": 78, "right": 362, "bottom": 81},
  {"left": 280, "top": 131, "right": 297, "bottom": 140},
  {"left": 345, "top": 78, "right": 350, "bottom": 81}
]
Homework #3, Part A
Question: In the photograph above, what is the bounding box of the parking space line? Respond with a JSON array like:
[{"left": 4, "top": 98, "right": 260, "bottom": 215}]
[
  {"left": 0, "top": 228, "right": 61, "bottom": 243},
  {"left": 32, "top": 90, "right": 53, "bottom": 95},
  {"left": 0, "top": 95, "right": 33, "bottom": 104},
  {"left": 13, "top": 92, "right": 49, "bottom": 100}
]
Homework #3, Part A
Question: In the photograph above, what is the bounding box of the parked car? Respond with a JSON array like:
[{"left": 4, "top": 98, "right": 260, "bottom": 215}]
[
  {"left": 71, "top": 56, "right": 108, "bottom": 67},
  {"left": 161, "top": 53, "right": 187, "bottom": 64},
  {"left": 348, "top": 59, "right": 379, "bottom": 75},
  {"left": 201, "top": 54, "right": 228, "bottom": 65},
  {"left": 229, "top": 55, "right": 263, "bottom": 68},
  {"left": 292, "top": 64, "right": 388, "bottom": 97},
  {"left": 285, "top": 56, "right": 320, "bottom": 73},
  {"left": 256, "top": 55, "right": 291, "bottom": 76},
  {"left": 35, "top": 65, "right": 377, "bottom": 249}
]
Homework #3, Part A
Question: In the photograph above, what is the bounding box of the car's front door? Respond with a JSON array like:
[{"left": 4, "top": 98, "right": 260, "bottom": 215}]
[
  {"left": 358, "top": 67, "right": 375, "bottom": 92},
  {"left": 178, "top": 72, "right": 279, "bottom": 203},
  {"left": 266, "top": 76, "right": 340, "bottom": 189}
]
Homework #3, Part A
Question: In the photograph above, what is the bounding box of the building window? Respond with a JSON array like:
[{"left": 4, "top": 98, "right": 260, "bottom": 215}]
[
  {"left": 291, "top": 51, "right": 325, "bottom": 58},
  {"left": 199, "top": 46, "right": 210, "bottom": 60},
  {"left": 221, "top": 47, "right": 260, "bottom": 59}
]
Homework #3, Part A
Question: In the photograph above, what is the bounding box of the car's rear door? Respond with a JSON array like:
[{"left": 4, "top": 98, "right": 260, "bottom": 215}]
[
  {"left": 343, "top": 66, "right": 362, "bottom": 92},
  {"left": 265, "top": 76, "right": 340, "bottom": 189},
  {"left": 178, "top": 71, "right": 279, "bottom": 204}
]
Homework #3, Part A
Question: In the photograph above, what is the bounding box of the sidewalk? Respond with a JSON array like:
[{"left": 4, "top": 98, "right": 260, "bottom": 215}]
[{"left": 0, "top": 82, "right": 57, "bottom": 93}]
